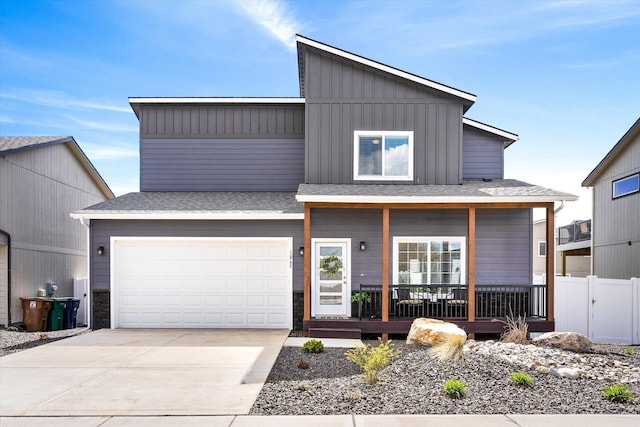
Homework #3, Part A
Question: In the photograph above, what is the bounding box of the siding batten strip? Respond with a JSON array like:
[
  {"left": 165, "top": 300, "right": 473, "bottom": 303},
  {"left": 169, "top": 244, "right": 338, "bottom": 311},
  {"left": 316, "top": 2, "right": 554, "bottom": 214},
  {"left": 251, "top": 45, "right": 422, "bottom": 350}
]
[
  {"left": 304, "top": 204, "right": 311, "bottom": 323},
  {"left": 467, "top": 207, "right": 476, "bottom": 323},
  {"left": 382, "top": 208, "right": 389, "bottom": 322}
]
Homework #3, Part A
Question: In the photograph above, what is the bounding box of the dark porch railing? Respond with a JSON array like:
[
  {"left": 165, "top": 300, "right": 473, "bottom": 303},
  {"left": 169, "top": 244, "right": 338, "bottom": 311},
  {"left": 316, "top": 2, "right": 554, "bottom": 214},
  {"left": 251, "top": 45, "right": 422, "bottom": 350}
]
[{"left": 353, "top": 284, "right": 547, "bottom": 321}]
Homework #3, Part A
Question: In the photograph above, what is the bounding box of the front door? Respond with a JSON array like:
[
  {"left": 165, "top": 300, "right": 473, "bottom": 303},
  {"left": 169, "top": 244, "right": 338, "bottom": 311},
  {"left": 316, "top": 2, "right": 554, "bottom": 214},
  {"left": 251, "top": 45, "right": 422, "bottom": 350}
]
[{"left": 312, "top": 239, "right": 350, "bottom": 318}]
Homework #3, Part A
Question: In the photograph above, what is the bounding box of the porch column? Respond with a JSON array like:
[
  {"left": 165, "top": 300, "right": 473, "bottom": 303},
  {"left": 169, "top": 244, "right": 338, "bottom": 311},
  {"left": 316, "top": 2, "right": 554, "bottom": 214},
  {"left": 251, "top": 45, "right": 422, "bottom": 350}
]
[
  {"left": 546, "top": 204, "right": 555, "bottom": 321},
  {"left": 467, "top": 207, "right": 476, "bottom": 323},
  {"left": 303, "top": 203, "right": 311, "bottom": 322},
  {"left": 381, "top": 208, "right": 389, "bottom": 322}
]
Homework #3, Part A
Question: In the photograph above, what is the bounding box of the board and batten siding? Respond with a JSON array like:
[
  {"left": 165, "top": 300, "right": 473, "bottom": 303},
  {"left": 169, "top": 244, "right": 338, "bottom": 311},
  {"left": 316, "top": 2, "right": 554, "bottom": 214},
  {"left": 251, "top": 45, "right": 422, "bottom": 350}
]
[
  {"left": 0, "top": 143, "right": 109, "bottom": 324},
  {"left": 302, "top": 46, "right": 464, "bottom": 185},
  {"left": 591, "top": 132, "right": 640, "bottom": 279},
  {"left": 462, "top": 126, "right": 504, "bottom": 180},
  {"left": 138, "top": 104, "right": 305, "bottom": 191},
  {"left": 90, "top": 219, "right": 304, "bottom": 294}
]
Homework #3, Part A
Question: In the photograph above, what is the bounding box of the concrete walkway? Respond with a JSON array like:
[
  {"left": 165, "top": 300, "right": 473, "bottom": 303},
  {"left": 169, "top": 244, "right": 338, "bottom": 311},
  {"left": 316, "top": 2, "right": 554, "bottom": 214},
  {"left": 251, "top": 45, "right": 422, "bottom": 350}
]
[
  {"left": 1, "top": 414, "right": 639, "bottom": 426},
  {"left": 0, "top": 329, "right": 289, "bottom": 416}
]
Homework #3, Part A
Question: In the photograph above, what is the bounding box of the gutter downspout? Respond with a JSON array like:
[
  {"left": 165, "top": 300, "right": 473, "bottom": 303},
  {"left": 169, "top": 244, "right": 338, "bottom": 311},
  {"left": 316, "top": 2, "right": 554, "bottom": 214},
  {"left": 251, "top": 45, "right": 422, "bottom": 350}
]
[
  {"left": 79, "top": 217, "right": 91, "bottom": 329},
  {"left": 0, "top": 229, "right": 11, "bottom": 326}
]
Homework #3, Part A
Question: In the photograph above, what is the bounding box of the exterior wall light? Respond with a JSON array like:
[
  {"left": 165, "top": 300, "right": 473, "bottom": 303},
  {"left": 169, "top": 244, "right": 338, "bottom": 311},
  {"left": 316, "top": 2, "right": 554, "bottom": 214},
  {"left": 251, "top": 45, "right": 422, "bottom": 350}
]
[
  {"left": 97, "top": 246, "right": 105, "bottom": 256},
  {"left": 359, "top": 241, "right": 366, "bottom": 251},
  {"left": 299, "top": 246, "right": 304, "bottom": 256}
]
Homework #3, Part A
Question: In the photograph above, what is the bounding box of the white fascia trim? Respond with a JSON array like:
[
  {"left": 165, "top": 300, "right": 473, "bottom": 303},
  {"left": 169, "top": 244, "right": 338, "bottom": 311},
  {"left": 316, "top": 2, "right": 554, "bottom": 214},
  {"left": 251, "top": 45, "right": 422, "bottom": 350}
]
[
  {"left": 296, "top": 35, "right": 476, "bottom": 103},
  {"left": 129, "top": 97, "right": 305, "bottom": 104},
  {"left": 70, "top": 212, "right": 304, "bottom": 220},
  {"left": 296, "top": 195, "right": 579, "bottom": 204},
  {"left": 463, "top": 118, "right": 519, "bottom": 142}
]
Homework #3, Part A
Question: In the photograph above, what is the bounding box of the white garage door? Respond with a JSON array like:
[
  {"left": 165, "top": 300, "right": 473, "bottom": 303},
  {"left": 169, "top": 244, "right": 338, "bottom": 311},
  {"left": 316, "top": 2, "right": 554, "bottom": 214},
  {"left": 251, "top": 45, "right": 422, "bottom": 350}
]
[{"left": 112, "top": 238, "right": 292, "bottom": 329}]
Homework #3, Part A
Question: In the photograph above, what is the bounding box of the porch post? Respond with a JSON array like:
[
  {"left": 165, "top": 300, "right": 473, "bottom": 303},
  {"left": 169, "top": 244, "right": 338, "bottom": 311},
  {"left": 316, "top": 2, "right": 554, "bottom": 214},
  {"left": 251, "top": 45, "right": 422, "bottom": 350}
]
[
  {"left": 546, "top": 204, "right": 555, "bottom": 322},
  {"left": 381, "top": 208, "right": 389, "bottom": 322},
  {"left": 467, "top": 207, "right": 476, "bottom": 323},
  {"left": 303, "top": 203, "right": 311, "bottom": 322}
]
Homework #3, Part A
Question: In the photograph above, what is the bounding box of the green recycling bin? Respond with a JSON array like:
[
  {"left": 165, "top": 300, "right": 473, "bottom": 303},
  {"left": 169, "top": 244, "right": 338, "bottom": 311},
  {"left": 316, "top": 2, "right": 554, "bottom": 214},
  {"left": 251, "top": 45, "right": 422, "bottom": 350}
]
[
  {"left": 47, "top": 298, "right": 67, "bottom": 331},
  {"left": 21, "top": 297, "right": 53, "bottom": 332}
]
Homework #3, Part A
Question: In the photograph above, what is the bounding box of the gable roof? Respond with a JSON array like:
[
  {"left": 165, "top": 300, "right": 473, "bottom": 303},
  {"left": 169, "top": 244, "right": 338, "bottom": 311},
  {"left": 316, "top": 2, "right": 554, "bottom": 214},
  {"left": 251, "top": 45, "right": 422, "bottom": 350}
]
[
  {"left": 71, "top": 191, "right": 303, "bottom": 220},
  {"left": 296, "top": 34, "right": 476, "bottom": 109},
  {"left": 296, "top": 180, "right": 577, "bottom": 204},
  {"left": 462, "top": 118, "right": 519, "bottom": 147},
  {"left": 583, "top": 117, "right": 640, "bottom": 187},
  {"left": 0, "top": 136, "right": 114, "bottom": 199}
]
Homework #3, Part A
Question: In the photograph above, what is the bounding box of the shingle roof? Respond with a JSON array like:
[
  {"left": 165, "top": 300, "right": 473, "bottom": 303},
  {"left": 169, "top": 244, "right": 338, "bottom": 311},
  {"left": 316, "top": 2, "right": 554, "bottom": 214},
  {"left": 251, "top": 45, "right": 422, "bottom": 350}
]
[
  {"left": 0, "top": 136, "right": 70, "bottom": 153},
  {"left": 78, "top": 191, "right": 303, "bottom": 214},
  {"left": 296, "top": 180, "right": 577, "bottom": 203}
]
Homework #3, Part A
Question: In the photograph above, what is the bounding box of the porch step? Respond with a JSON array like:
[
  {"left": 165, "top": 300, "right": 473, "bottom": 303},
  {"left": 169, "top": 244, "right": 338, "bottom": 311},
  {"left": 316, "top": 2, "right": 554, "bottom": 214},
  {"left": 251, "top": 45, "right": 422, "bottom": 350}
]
[{"left": 308, "top": 327, "right": 362, "bottom": 339}]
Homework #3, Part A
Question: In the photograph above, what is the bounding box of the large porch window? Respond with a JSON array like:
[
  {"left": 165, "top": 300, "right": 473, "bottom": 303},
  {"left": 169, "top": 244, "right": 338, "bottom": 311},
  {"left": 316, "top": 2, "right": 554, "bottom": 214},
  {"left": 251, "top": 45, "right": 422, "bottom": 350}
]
[{"left": 393, "top": 236, "right": 466, "bottom": 287}]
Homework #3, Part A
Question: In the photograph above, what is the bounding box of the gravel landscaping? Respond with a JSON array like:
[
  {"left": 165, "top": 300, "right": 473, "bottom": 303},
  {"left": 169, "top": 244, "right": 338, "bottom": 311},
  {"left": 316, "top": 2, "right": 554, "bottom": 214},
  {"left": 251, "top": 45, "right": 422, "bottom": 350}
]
[
  {"left": 250, "top": 339, "right": 640, "bottom": 415},
  {"left": 0, "top": 326, "right": 89, "bottom": 357}
]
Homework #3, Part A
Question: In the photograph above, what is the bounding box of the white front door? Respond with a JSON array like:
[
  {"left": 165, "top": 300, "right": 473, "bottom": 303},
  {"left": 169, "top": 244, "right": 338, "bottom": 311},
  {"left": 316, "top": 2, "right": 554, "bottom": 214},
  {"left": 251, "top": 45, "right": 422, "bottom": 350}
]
[{"left": 312, "top": 239, "right": 350, "bottom": 317}]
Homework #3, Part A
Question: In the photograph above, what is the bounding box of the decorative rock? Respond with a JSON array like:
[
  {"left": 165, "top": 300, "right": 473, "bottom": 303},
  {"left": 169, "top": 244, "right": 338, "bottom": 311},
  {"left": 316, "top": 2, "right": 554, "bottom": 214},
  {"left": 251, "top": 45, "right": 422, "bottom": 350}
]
[
  {"left": 406, "top": 318, "right": 467, "bottom": 346},
  {"left": 536, "top": 366, "right": 550, "bottom": 374},
  {"left": 532, "top": 331, "right": 592, "bottom": 353},
  {"left": 557, "top": 367, "right": 581, "bottom": 379}
]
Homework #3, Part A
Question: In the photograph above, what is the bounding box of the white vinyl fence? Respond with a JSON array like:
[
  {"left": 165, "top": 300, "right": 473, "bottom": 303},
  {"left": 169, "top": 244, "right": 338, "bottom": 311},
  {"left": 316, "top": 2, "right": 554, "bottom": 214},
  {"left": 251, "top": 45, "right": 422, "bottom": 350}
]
[{"left": 554, "top": 276, "right": 640, "bottom": 344}]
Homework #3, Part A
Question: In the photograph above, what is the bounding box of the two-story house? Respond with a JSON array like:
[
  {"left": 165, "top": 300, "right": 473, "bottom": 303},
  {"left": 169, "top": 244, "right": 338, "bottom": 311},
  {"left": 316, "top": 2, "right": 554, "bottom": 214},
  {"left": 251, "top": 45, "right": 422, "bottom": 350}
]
[{"left": 72, "top": 35, "right": 576, "bottom": 337}]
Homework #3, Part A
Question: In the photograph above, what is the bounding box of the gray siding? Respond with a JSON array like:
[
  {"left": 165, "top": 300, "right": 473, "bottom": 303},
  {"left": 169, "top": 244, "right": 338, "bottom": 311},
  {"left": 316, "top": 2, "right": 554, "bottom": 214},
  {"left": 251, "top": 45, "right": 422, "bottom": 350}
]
[
  {"left": 90, "top": 219, "right": 304, "bottom": 294},
  {"left": 141, "top": 138, "right": 304, "bottom": 191},
  {"left": 0, "top": 143, "right": 108, "bottom": 324},
  {"left": 591, "top": 131, "right": 640, "bottom": 279},
  {"left": 303, "top": 47, "right": 464, "bottom": 185},
  {"left": 476, "top": 209, "right": 532, "bottom": 285},
  {"left": 138, "top": 104, "right": 305, "bottom": 191},
  {"left": 463, "top": 127, "right": 504, "bottom": 179}
]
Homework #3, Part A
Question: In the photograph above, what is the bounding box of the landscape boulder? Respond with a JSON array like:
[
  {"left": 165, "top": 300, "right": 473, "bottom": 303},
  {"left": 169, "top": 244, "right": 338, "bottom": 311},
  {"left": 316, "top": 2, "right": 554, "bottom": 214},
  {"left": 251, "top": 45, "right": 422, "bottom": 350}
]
[
  {"left": 406, "top": 318, "right": 467, "bottom": 346},
  {"left": 532, "top": 331, "right": 592, "bottom": 353}
]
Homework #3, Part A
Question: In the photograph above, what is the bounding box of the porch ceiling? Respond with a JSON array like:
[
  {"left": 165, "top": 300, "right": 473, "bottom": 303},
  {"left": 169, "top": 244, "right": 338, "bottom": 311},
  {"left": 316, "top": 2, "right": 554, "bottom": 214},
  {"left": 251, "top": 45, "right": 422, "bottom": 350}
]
[{"left": 296, "top": 180, "right": 578, "bottom": 204}]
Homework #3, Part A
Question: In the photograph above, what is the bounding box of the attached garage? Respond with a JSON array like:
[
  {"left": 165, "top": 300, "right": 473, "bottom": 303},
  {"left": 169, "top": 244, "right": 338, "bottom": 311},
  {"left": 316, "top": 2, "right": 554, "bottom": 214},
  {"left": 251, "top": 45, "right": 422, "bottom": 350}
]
[{"left": 111, "top": 237, "right": 293, "bottom": 329}]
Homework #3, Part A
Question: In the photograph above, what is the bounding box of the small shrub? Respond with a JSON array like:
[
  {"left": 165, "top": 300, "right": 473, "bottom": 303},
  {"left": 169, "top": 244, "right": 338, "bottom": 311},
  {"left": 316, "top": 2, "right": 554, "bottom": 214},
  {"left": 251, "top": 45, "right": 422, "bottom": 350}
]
[
  {"left": 345, "top": 338, "right": 401, "bottom": 384},
  {"left": 443, "top": 378, "right": 467, "bottom": 399},
  {"left": 297, "top": 358, "right": 309, "bottom": 369},
  {"left": 602, "top": 384, "right": 634, "bottom": 403},
  {"left": 493, "top": 310, "right": 529, "bottom": 344},
  {"left": 429, "top": 334, "right": 466, "bottom": 361},
  {"left": 302, "top": 339, "right": 325, "bottom": 354},
  {"left": 510, "top": 372, "right": 534, "bottom": 387},
  {"left": 296, "top": 383, "right": 311, "bottom": 391},
  {"left": 624, "top": 348, "right": 634, "bottom": 356}
]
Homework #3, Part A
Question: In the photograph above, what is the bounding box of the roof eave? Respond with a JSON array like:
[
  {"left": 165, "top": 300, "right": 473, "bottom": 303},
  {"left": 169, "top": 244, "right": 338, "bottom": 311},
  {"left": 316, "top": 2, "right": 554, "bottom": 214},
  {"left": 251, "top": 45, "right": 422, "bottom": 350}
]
[
  {"left": 70, "top": 212, "right": 304, "bottom": 220},
  {"left": 462, "top": 118, "right": 519, "bottom": 147},
  {"left": 295, "top": 195, "right": 579, "bottom": 204}
]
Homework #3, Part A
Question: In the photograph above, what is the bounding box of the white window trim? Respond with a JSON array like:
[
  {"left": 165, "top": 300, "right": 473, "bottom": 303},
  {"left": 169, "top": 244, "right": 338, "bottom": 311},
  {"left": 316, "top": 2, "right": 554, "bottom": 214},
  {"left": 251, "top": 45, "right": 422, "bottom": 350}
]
[
  {"left": 612, "top": 173, "right": 640, "bottom": 199},
  {"left": 353, "top": 130, "right": 414, "bottom": 181},
  {"left": 392, "top": 236, "right": 466, "bottom": 285},
  {"left": 538, "top": 241, "right": 547, "bottom": 257}
]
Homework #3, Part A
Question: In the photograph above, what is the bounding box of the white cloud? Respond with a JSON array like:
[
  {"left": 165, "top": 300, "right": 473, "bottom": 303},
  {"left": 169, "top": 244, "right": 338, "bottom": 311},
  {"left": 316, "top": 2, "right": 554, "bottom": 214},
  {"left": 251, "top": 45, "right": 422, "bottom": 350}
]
[
  {"left": 0, "top": 89, "right": 130, "bottom": 113},
  {"left": 236, "top": 0, "right": 300, "bottom": 50},
  {"left": 61, "top": 115, "right": 138, "bottom": 133},
  {"left": 83, "top": 145, "right": 139, "bottom": 160}
]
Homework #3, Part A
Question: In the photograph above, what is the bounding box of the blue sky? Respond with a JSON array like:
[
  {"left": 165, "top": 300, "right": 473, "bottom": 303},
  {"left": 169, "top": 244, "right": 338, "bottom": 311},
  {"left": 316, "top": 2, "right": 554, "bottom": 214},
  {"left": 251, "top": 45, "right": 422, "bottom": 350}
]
[{"left": 1, "top": 0, "right": 639, "bottom": 225}]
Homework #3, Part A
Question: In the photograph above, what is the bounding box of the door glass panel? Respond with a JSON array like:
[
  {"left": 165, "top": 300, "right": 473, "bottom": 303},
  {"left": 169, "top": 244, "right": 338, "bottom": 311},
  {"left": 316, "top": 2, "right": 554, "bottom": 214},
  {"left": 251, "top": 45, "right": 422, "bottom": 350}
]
[
  {"left": 319, "top": 246, "right": 342, "bottom": 257},
  {"left": 320, "top": 296, "right": 342, "bottom": 305},
  {"left": 320, "top": 283, "right": 343, "bottom": 292}
]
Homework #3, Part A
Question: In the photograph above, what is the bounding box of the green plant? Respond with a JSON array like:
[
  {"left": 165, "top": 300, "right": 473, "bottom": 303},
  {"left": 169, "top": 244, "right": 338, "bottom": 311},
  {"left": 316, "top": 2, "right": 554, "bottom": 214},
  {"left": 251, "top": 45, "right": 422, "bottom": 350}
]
[
  {"left": 602, "top": 384, "right": 634, "bottom": 403},
  {"left": 345, "top": 338, "right": 401, "bottom": 384},
  {"left": 624, "top": 348, "right": 634, "bottom": 356},
  {"left": 429, "top": 333, "right": 466, "bottom": 361},
  {"left": 443, "top": 379, "right": 467, "bottom": 399},
  {"left": 492, "top": 310, "right": 529, "bottom": 344},
  {"left": 510, "top": 372, "right": 534, "bottom": 387},
  {"left": 319, "top": 255, "right": 343, "bottom": 274},
  {"left": 302, "top": 339, "right": 325, "bottom": 354},
  {"left": 296, "top": 383, "right": 311, "bottom": 391},
  {"left": 351, "top": 292, "right": 371, "bottom": 304}
]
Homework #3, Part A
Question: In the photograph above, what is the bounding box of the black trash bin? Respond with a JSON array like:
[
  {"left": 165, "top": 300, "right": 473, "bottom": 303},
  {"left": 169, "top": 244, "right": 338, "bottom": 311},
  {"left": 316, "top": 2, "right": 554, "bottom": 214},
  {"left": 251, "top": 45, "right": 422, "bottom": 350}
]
[
  {"left": 62, "top": 298, "right": 80, "bottom": 329},
  {"left": 20, "top": 297, "right": 53, "bottom": 332}
]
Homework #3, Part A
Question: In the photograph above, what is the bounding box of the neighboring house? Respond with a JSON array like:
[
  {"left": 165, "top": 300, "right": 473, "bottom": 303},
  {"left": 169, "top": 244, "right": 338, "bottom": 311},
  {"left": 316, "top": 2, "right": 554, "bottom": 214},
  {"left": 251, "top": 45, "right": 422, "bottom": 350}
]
[
  {"left": 583, "top": 117, "right": 640, "bottom": 280},
  {"left": 532, "top": 219, "right": 591, "bottom": 279},
  {"left": 72, "top": 36, "right": 576, "bottom": 336},
  {"left": 0, "top": 136, "right": 113, "bottom": 327}
]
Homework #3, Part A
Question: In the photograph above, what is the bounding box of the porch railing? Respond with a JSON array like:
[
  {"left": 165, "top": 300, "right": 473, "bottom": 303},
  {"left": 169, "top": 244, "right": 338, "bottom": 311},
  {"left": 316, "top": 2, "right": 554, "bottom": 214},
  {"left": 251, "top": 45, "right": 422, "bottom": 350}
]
[{"left": 353, "top": 284, "right": 547, "bottom": 321}]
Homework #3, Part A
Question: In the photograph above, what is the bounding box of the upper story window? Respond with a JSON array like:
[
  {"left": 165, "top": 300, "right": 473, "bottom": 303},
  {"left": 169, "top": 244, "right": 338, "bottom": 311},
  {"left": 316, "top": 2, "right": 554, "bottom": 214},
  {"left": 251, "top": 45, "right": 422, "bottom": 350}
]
[
  {"left": 612, "top": 173, "right": 639, "bottom": 199},
  {"left": 354, "top": 131, "right": 413, "bottom": 181}
]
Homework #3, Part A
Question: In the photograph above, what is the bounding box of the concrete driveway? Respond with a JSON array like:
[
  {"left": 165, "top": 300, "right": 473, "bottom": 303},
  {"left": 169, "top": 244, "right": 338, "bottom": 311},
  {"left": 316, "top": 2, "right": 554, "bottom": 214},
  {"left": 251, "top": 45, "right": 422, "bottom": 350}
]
[{"left": 0, "top": 329, "right": 289, "bottom": 416}]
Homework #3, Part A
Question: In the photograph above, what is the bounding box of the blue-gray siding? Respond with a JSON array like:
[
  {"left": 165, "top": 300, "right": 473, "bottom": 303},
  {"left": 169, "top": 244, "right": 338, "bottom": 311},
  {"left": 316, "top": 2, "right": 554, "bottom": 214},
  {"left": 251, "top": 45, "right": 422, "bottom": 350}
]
[
  {"left": 302, "top": 46, "right": 464, "bottom": 185},
  {"left": 140, "top": 138, "right": 304, "bottom": 191},
  {"left": 463, "top": 127, "right": 504, "bottom": 179}
]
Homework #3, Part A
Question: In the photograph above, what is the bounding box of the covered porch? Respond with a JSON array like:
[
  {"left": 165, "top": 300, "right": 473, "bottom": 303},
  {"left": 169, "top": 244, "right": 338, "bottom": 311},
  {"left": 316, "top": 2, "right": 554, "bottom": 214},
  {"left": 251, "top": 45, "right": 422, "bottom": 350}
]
[{"left": 296, "top": 181, "right": 574, "bottom": 338}]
